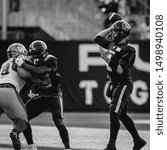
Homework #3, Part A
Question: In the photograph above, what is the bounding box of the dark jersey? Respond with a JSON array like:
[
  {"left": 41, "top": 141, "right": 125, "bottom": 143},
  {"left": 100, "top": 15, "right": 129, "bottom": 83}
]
[
  {"left": 94, "top": 36, "right": 135, "bottom": 84},
  {"left": 21, "top": 54, "right": 61, "bottom": 96},
  {"left": 107, "top": 42, "right": 135, "bottom": 84},
  {"left": 34, "top": 54, "right": 61, "bottom": 96}
]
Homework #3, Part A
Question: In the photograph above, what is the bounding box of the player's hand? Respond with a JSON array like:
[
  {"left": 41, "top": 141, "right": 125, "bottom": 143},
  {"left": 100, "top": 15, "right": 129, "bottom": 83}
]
[
  {"left": 112, "top": 46, "right": 121, "bottom": 53},
  {"left": 28, "top": 90, "right": 39, "bottom": 99},
  {"left": 99, "top": 47, "right": 114, "bottom": 63},
  {"left": 15, "top": 55, "right": 25, "bottom": 66}
]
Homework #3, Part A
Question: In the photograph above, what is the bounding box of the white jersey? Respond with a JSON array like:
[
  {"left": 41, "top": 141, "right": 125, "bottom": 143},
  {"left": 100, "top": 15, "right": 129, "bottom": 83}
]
[{"left": 0, "top": 58, "right": 26, "bottom": 93}]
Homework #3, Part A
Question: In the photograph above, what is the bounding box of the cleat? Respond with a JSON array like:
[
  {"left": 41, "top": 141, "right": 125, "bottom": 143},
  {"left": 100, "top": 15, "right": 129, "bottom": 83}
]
[
  {"left": 26, "top": 144, "right": 38, "bottom": 150},
  {"left": 10, "top": 129, "right": 21, "bottom": 150},
  {"left": 104, "top": 143, "right": 117, "bottom": 150},
  {"left": 133, "top": 138, "right": 146, "bottom": 150}
]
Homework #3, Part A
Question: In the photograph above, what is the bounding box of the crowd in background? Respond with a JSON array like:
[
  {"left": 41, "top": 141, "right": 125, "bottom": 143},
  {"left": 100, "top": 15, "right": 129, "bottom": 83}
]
[
  {"left": 95, "top": 0, "right": 150, "bottom": 40},
  {"left": 3, "top": 0, "right": 150, "bottom": 41}
]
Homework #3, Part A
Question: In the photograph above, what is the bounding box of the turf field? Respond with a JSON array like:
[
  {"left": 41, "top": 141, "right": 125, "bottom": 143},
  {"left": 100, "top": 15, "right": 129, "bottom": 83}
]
[{"left": 0, "top": 112, "right": 150, "bottom": 150}]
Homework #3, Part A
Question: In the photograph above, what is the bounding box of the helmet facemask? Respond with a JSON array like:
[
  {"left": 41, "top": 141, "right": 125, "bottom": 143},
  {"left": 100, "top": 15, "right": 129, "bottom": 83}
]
[
  {"left": 7, "top": 43, "right": 27, "bottom": 59},
  {"left": 107, "top": 20, "right": 131, "bottom": 44}
]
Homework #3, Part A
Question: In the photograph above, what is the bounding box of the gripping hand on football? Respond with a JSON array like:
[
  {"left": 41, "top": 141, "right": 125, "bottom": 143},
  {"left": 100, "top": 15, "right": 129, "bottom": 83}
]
[{"left": 28, "top": 90, "right": 39, "bottom": 99}]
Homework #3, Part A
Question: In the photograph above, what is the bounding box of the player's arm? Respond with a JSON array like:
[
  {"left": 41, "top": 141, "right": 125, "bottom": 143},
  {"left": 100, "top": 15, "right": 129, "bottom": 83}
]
[
  {"left": 15, "top": 55, "right": 56, "bottom": 75},
  {"left": 99, "top": 46, "right": 120, "bottom": 73},
  {"left": 109, "top": 49, "right": 135, "bottom": 74},
  {"left": 17, "top": 65, "right": 50, "bottom": 89},
  {"left": 99, "top": 46, "right": 115, "bottom": 64},
  {"left": 22, "top": 57, "right": 57, "bottom": 75},
  {"left": 94, "top": 26, "right": 113, "bottom": 49},
  {"left": 21, "top": 63, "right": 52, "bottom": 75}
]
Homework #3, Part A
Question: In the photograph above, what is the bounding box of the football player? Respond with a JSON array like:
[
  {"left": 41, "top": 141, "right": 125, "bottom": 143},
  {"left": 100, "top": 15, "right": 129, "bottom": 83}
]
[
  {"left": 16, "top": 40, "right": 71, "bottom": 150},
  {"left": 94, "top": 20, "right": 146, "bottom": 150},
  {"left": 0, "top": 43, "right": 31, "bottom": 150}
]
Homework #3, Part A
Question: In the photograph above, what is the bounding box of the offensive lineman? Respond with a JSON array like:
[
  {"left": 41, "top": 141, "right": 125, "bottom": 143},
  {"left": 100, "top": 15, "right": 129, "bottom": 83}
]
[
  {"left": 0, "top": 43, "right": 30, "bottom": 150},
  {"left": 16, "top": 40, "right": 71, "bottom": 150},
  {"left": 94, "top": 20, "right": 146, "bottom": 150}
]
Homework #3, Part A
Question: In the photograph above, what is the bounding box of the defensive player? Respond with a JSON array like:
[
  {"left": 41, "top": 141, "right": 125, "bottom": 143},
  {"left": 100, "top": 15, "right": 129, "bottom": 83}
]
[
  {"left": 94, "top": 20, "right": 146, "bottom": 150},
  {"left": 16, "top": 40, "right": 71, "bottom": 150},
  {"left": 0, "top": 43, "right": 30, "bottom": 150}
]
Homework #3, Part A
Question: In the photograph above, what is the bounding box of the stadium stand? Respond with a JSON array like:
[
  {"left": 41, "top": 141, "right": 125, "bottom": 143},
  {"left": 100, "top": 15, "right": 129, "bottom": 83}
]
[{"left": 0, "top": 0, "right": 149, "bottom": 41}]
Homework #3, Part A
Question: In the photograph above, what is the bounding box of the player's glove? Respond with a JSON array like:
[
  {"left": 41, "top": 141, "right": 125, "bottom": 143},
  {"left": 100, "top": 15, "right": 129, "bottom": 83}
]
[
  {"left": 27, "top": 90, "right": 39, "bottom": 99},
  {"left": 99, "top": 47, "right": 114, "bottom": 64},
  {"left": 15, "top": 55, "right": 25, "bottom": 66},
  {"left": 112, "top": 46, "right": 121, "bottom": 53}
]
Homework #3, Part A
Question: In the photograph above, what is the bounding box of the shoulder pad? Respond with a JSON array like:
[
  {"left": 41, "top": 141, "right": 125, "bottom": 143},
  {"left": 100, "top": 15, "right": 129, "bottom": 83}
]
[
  {"left": 126, "top": 44, "right": 136, "bottom": 52},
  {"left": 44, "top": 54, "right": 57, "bottom": 61}
]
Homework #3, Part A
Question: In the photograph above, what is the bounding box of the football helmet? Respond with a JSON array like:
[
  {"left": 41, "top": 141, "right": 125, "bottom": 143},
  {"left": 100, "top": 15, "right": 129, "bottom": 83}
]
[
  {"left": 29, "top": 40, "right": 48, "bottom": 59},
  {"left": 108, "top": 12, "right": 123, "bottom": 24},
  {"left": 7, "top": 43, "right": 27, "bottom": 59},
  {"left": 107, "top": 20, "right": 131, "bottom": 44}
]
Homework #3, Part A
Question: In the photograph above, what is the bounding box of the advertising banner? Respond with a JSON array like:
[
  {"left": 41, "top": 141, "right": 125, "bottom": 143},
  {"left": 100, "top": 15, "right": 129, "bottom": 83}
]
[{"left": 0, "top": 40, "right": 150, "bottom": 112}]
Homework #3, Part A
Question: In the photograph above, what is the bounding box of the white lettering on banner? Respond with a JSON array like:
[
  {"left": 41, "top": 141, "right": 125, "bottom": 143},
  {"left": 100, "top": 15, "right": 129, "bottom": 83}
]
[
  {"left": 133, "top": 44, "right": 150, "bottom": 72},
  {"left": 104, "top": 81, "right": 111, "bottom": 104},
  {"left": 78, "top": 43, "right": 149, "bottom": 106},
  {"left": 130, "top": 80, "right": 149, "bottom": 105},
  {"left": 79, "top": 80, "right": 98, "bottom": 105},
  {"left": 79, "top": 44, "right": 105, "bottom": 72},
  {"left": 104, "top": 80, "right": 149, "bottom": 105},
  {"left": 78, "top": 44, "right": 150, "bottom": 72},
  {"left": 79, "top": 80, "right": 149, "bottom": 106}
]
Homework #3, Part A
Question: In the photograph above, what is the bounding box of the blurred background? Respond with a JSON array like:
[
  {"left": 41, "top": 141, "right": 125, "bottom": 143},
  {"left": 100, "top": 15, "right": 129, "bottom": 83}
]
[
  {"left": 0, "top": 1, "right": 150, "bottom": 149},
  {"left": 0, "top": 0, "right": 150, "bottom": 113}
]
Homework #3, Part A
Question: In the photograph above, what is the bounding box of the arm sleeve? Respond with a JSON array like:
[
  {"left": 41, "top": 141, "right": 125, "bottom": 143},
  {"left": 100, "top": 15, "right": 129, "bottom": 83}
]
[
  {"left": 21, "top": 62, "right": 52, "bottom": 76},
  {"left": 47, "top": 57, "right": 57, "bottom": 70},
  {"left": 94, "top": 36, "right": 110, "bottom": 49}
]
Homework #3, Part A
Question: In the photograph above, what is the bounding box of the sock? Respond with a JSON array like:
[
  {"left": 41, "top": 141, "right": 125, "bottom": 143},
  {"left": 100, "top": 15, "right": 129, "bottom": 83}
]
[
  {"left": 56, "top": 124, "right": 70, "bottom": 149},
  {"left": 109, "top": 112, "right": 120, "bottom": 144},
  {"left": 23, "top": 122, "right": 34, "bottom": 144},
  {"left": 120, "top": 113, "right": 140, "bottom": 140}
]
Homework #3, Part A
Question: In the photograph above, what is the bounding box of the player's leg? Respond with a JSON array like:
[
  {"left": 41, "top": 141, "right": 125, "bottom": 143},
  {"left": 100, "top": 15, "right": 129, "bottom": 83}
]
[
  {"left": 104, "top": 84, "right": 133, "bottom": 150},
  {"left": 23, "top": 96, "right": 48, "bottom": 150},
  {"left": 0, "top": 87, "right": 28, "bottom": 150},
  {"left": 23, "top": 122, "right": 38, "bottom": 150},
  {"left": 25, "top": 96, "right": 47, "bottom": 120},
  {"left": 119, "top": 102, "right": 146, "bottom": 150},
  {"left": 49, "top": 96, "right": 70, "bottom": 150}
]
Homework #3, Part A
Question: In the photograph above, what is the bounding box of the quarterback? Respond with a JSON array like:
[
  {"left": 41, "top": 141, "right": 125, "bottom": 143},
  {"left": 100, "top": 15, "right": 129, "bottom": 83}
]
[{"left": 94, "top": 20, "right": 146, "bottom": 150}]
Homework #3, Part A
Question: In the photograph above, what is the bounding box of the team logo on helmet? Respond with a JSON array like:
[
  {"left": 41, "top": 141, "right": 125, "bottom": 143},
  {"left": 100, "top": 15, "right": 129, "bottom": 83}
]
[
  {"left": 28, "top": 40, "right": 48, "bottom": 61},
  {"left": 122, "top": 22, "right": 130, "bottom": 31},
  {"left": 7, "top": 43, "right": 27, "bottom": 59}
]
